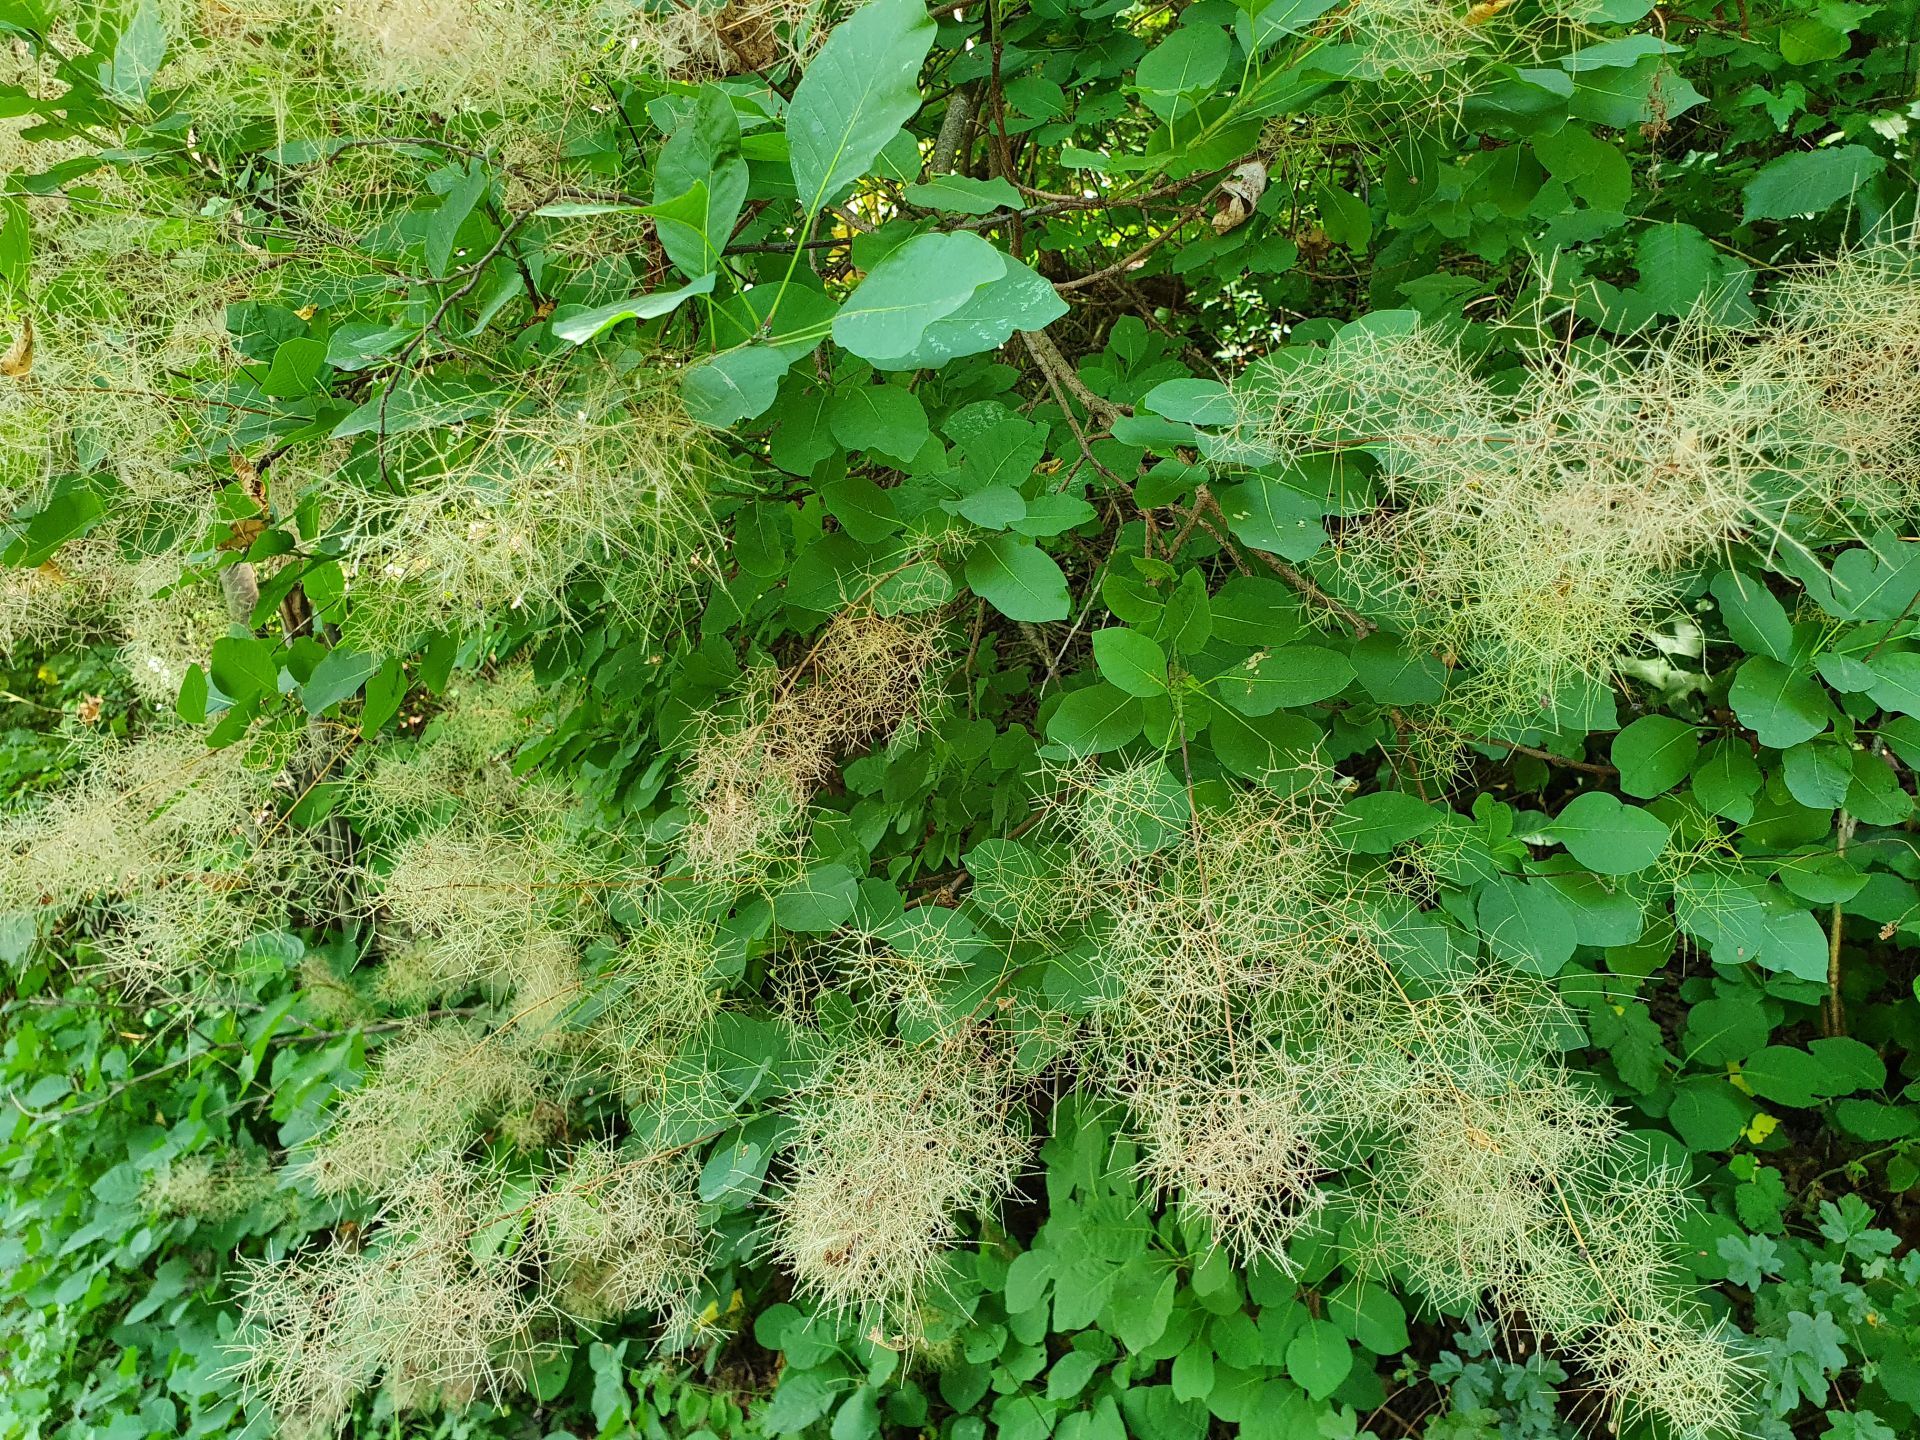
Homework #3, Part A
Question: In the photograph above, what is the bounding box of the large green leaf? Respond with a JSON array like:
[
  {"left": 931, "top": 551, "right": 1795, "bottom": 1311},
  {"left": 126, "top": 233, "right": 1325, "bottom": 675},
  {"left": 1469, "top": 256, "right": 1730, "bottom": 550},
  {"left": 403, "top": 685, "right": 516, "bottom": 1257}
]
[
  {"left": 1216, "top": 477, "right": 1327, "bottom": 561},
  {"left": 1047, "top": 683, "right": 1145, "bottom": 754},
  {"left": 330, "top": 376, "right": 507, "bottom": 439},
  {"left": 654, "top": 87, "right": 750, "bottom": 278},
  {"left": 97, "top": 0, "right": 167, "bottom": 103},
  {"left": 1213, "top": 646, "right": 1354, "bottom": 715},
  {"left": 832, "top": 233, "right": 1005, "bottom": 362},
  {"left": 1136, "top": 25, "right": 1230, "bottom": 120},
  {"left": 786, "top": 0, "right": 936, "bottom": 216},
  {"left": 1609, "top": 716, "right": 1699, "bottom": 798},
  {"left": 1742, "top": 145, "right": 1886, "bottom": 223},
  {"left": 1543, "top": 791, "right": 1669, "bottom": 875},
  {"left": 840, "top": 242, "right": 1068, "bottom": 371},
  {"left": 682, "top": 347, "right": 794, "bottom": 426},
  {"left": 829, "top": 383, "right": 929, "bottom": 460},
  {"left": 902, "top": 175, "right": 1022, "bottom": 214},
  {"left": 966, "top": 534, "right": 1070, "bottom": 621},
  {"left": 1091, "top": 627, "right": 1168, "bottom": 697},
  {"left": 1728, "top": 656, "right": 1832, "bottom": 749},
  {"left": 1478, "top": 876, "right": 1578, "bottom": 976},
  {"left": 1284, "top": 1320, "right": 1352, "bottom": 1401}
]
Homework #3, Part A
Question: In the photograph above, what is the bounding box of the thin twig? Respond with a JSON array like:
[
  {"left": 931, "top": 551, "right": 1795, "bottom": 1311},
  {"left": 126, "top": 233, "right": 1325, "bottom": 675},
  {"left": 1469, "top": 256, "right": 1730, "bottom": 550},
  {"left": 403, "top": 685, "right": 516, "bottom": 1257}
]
[
  {"left": 1197, "top": 490, "right": 1373, "bottom": 637},
  {"left": 1471, "top": 736, "right": 1618, "bottom": 777}
]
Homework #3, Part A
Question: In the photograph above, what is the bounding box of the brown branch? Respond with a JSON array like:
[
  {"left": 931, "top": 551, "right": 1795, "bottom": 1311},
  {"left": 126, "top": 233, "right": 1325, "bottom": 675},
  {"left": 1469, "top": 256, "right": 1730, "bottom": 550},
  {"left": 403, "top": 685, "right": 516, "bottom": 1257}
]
[
  {"left": 1197, "top": 489, "right": 1373, "bottom": 637},
  {"left": 1054, "top": 195, "right": 1215, "bottom": 293},
  {"left": 1471, "top": 736, "right": 1619, "bottom": 777},
  {"left": 1021, "top": 326, "right": 1127, "bottom": 427}
]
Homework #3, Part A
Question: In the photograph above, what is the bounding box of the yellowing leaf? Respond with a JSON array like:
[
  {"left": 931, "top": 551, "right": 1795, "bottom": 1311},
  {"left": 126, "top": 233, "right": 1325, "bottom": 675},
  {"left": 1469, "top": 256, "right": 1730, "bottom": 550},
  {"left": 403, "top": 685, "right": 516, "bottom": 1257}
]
[{"left": 1, "top": 313, "right": 33, "bottom": 376}]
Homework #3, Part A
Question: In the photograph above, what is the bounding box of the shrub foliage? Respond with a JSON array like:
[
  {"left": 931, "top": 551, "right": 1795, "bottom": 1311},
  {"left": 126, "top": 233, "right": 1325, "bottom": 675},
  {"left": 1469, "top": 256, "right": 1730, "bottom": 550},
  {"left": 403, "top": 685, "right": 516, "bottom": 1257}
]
[{"left": 2, "top": 1, "right": 1920, "bottom": 1439}]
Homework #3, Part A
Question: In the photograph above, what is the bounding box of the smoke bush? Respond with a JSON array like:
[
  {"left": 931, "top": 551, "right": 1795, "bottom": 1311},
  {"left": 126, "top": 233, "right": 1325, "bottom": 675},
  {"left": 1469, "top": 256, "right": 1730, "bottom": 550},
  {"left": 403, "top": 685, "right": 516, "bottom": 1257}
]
[{"left": 771, "top": 1027, "right": 1030, "bottom": 1330}]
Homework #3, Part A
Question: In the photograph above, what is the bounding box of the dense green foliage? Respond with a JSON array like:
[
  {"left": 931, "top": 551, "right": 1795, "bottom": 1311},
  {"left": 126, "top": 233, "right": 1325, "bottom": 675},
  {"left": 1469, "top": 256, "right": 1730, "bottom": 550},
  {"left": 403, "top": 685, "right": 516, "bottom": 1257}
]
[{"left": 3, "top": 0, "right": 1920, "bottom": 1438}]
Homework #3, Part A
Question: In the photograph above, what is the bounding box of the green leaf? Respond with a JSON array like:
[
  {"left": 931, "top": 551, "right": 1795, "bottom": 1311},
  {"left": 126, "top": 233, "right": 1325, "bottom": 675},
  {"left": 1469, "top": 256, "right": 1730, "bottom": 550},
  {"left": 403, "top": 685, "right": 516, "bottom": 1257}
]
[
  {"left": 1544, "top": 791, "right": 1669, "bottom": 874},
  {"left": 1558, "top": 34, "right": 1678, "bottom": 69},
  {"left": 786, "top": 0, "right": 935, "bottom": 215},
  {"left": 820, "top": 474, "right": 901, "bottom": 545},
  {"left": 852, "top": 250, "right": 1067, "bottom": 370},
  {"left": 330, "top": 376, "right": 506, "bottom": 439},
  {"left": 98, "top": 0, "right": 167, "bottom": 103},
  {"left": 1013, "top": 492, "right": 1097, "bottom": 538},
  {"left": 1710, "top": 570, "right": 1792, "bottom": 660},
  {"left": 1691, "top": 738, "right": 1763, "bottom": 821},
  {"left": 1668, "top": 1078, "right": 1748, "bottom": 1150},
  {"left": 1047, "top": 1350, "right": 1101, "bottom": 1402},
  {"left": 1315, "top": 184, "right": 1371, "bottom": 250},
  {"left": 175, "top": 662, "right": 208, "bottom": 724},
  {"left": 1532, "top": 125, "right": 1631, "bottom": 212},
  {"left": 966, "top": 535, "right": 1070, "bottom": 621},
  {"left": 1092, "top": 628, "right": 1168, "bottom": 697},
  {"left": 1809, "top": 1035, "right": 1886, "bottom": 1094},
  {"left": 1283, "top": 1320, "right": 1351, "bottom": 1401},
  {"left": 682, "top": 346, "right": 794, "bottom": 426},
  {"left": 0, "top": 195, "right": 29, "bottom": 305},
  {"left": 1215, "top": 477, "right": 1327, "bottom": 561},
  {"left": 1332, "top": 791, "right": 1438, "bottom": 853},
  {"left": 1568, "top": 55, "right": 1705, "bottom": 128},
  {"left": 1866, "top": 652, "right": 1920, "bottom": 717},
  {"left": 1778, "top": 15, "right": 1852, "bottom": 63},
  {"left": 261, "top": 336, "right": 328, "bottom": 399},
  {"left": 654, "top": 88, "right": 749, "bottom": 277},
  {"left": 1478, "top": 876, "right": 1578, "bottom": 976},
  {"left": 10, "top": 489, "right": 106, "bottom": 566},
  {"left": 1214, "top": 646, "right": 1354, "bottom": 715},
  {"left": 902, "top": 174, "right": 1022, "bottom": 214},
  {"left": 1728, "top": 656, "right": 1831, "bottom": 749},
  {"left": 301, "top": 647, "right": 380, "bottom": 715},
  {"left": 1683, "top": 993, "right": 1771, "bottom": 1066},
  {"left": 1137, "top": 25, "right": 1230, "bottom": 119},
  {"left": 1047, "top": 683, "right": 1145, "bottom": 754},
  {"left": 1142, "top": 378, "right": 1235, "bottom": 425},
  {"left": 1628, "top": 222, "right": 1719, "bottom": 318},
  {"left": 1782, "top": 738, "right": 1851, "bottom": 811},
  {"left": 830, "top": 1387, "right": 881, "bottom": 1440},
  {"left": 1210, "top": 578, "right": 1304, "bottom": 647},
  {"left": 829, "top": 383, "right": 929, "bottom": 460},
  {"left": 1759, "top": 908, "right": 1829, "bottom": 984},
  {"left": 774, "top": 864, "right": 860, "bottom": 932},
  {"left": 1236, "top": 0, "right": 1342, "bottom": 52},
  {"left": 1610, "top": 716, "right": 1699, "bottom": 798},
  {"left": 1742, "top": 145, "right": 1886, "bottom": 223},
  {"left": 1741, "top": 1045, "right": 1829, "bottom": 1108},
  {"left": 1105, "top": 1267, "right": 1177, "bottom": 1352},
  {"left": 1209, "top": 709, "right": 1322, "bottom": 782},
  {"left": 210, "top": 635, "right": 279, "bottom": 706},
  {"left": 1169, "top": 1344, "right": 1214, "bottom": 1403},
  {"left": 423, "top": 160, "right": 490, "bottom": 278},
  {"left": 363, "top": 657, "right": 406, "bottom": 737},
  {"left": 833, "top": 232, "right": 1005, "bottom": 363},
  {"left": 1327, "top": 1282, "right": 1408, "bottom": 1355},
  {"left": 552, "top": 274, "right": 716, "bottom": 344},
  {"left": 764, "top": 1371, "right": 837, "bottom": 1435},
  {"left": 952, "top": 486, "right": 1026, "bottom": 530}
]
